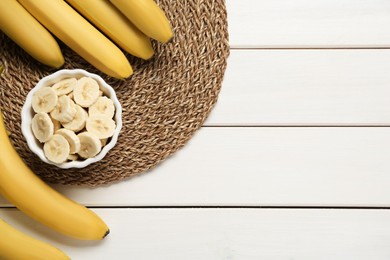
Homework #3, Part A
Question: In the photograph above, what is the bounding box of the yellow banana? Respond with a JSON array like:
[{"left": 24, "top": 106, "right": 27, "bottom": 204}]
[
  {"left": 18, "top": 0, "right": 133, "bottom": 79},
  {"left": 66, "top": 0, "right": 154, "bottom": 60},
  {"left": 0, "top": 218, "right": 70, "bottom": 260},
  {"left": 0, "top": 0, "right": 64, "bottom": 68},
  {"left": 0, "top": 110, "right": 109, "bottom": 240},
  {"left": 109, "top": 0, "right": 173, "bottom": 43}
]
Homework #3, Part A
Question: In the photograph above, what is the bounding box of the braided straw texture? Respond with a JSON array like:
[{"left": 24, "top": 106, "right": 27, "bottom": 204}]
[{"left": 0, "top": 0, "right": 229, "bottom": 186}]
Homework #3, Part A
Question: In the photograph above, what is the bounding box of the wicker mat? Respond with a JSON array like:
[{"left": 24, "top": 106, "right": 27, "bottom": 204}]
[{"left": 0, "top": 0, "right": 229, "bottom": 186}]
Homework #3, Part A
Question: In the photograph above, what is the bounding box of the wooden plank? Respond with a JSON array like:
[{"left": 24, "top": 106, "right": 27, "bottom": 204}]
[
  {"left": 2, "top": 208, "right": 390, "bottom": 259},
  {"left": 2, "top": 127, "right": 389, "bottom": 207},
  {"left": 206, "top": 49, "right": 390, "bottom": 126},
  {"left": 228, "top": 0, "right": 390, "bottom": 48}
]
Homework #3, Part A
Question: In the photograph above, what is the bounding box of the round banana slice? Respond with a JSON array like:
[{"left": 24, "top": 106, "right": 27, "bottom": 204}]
[
  {"left": 77, "top": 132, "right": 102, "bottom": 159},
  {"left": 62, "top": 105, "right": 88, "bottom": 132},
  {"left": 56, "top": 128, "right": 81, "bottom": 154},
  {"left": 32, "top": 87, "right": 58, "bottom": 113},
  {"left": 43, "top": 134, "right": 70, "bottom": 164},
  {"left": 50, "top": 95, "right": 77, "bottom": 123},
  {"left": 31, "top": 112, "right": 54, "bottom": 143},
  {"left": 89, "top": 96, "right": 115, "bottom": 119},
  {"left": 52, "top": 78, "right": 77, "bottom": 96},
  {"left": 86, "top": 115, "right": 116, "bottom": 139},
  {"left": 73, "top": 77, "right": 100, "bottom": 108}
]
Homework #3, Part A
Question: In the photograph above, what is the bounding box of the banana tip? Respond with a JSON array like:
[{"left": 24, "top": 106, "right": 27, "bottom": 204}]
[{"left": 103, "top": 229, "right": 110, "bottom": 239}]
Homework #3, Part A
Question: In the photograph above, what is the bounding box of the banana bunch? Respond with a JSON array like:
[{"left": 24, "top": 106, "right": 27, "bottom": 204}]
[
  {"left": 0, "top": 0, "right": 173, "bottom": 78},
  {"left": 0, "top": 109, "right": 110, "bottom": 241},
  {"left": 0, "top": 218, "right": 70, "bottom": 260},
  {"left": 31, "top": 77, "right": 117, "bottom": 163}
]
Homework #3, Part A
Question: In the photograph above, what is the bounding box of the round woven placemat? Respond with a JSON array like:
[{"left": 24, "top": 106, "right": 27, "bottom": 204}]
[{"left": 0, "top": 0, "right": 229, "bottom": 186}]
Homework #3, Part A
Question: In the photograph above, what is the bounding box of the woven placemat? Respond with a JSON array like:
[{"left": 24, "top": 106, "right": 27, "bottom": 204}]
[{"left": 0, "top": 0, "right": 229, "bottom": 186}]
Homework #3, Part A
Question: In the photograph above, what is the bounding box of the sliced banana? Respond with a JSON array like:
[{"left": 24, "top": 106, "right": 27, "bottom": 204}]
[
  {"left": 86, "top": 115, "right": 116, "bottom": 139},
  {"left": 50, "top": 116, "right": 62, "bottom": 132},
  {"left": 52, "top": 78, "right": 77, "bottom": 96},
  {"left": 50, "top": 95, "right": 77, "bottom": 123},
  {"left": 31, "top": 112, "right": 54, "bottom": 143},
  {"left": 62, "top": 105, "right": 88, "bottom": 132},
  {"left": 43, "top": 134, "right": 70, "bottom": 164},
  {"left": 73, "top": 77, "right": 100, "bottom": 108},
  {"left": 89, "top": 96, "right": 115, "bottom": 118},
  {"left": 77, "top": 132, "right": 102, "bottom": 158},
  {"left": 67, "top": 154, "right": 78, "bottom": 161},
  {"left": 67, "top": 92, "right": 74, "bottom": 100},
  {"left": 32, "top": 87, "right": 58, "bottom": 113},
  {"left": 56, "top": 128, "right": 81, "bottom": 154},
  {"left": 100, "top": 138, "right": 108, "bottom": 146}
]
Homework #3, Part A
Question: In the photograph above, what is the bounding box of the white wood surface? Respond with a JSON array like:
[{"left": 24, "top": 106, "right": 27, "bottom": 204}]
[
  {"left": 2, "top": 208, "right": 390, "bottom": 260},
  {"left": 228, "top": 0, "right": 390, "bottom": 48},
  {"left": 207, "top": 49, "right": 390, "bottom": 126},
  {"left": 2, "top": 127, "right": 390, "bottom": 207},
  {"left": 2, "top": 0, "right": 390, "bottom": 259}
]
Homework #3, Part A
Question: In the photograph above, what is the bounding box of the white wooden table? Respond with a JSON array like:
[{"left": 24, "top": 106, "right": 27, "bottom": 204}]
[{"left": 2, "top": 1, "right": 390, "bottom": 259}]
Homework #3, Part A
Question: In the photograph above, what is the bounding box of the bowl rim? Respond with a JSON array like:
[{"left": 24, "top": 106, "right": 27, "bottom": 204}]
[{"left": 21, "top": 69, "right": 123, "bottom": 169}]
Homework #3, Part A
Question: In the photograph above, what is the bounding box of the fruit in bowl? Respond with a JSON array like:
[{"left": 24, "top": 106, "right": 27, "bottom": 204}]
[{"left": 21, "top": 69, "right": 122, "bottom": 169}]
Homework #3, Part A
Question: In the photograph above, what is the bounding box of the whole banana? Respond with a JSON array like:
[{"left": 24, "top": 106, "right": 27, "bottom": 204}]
[
  {"left": 110, "top": 0, "right": 173, "bottom": 43},
  {"left": 0, "top": 110, "right": 109, "bottom": 240},
  {"left": 66, "top": 0, "right": 155, "bottom": 60},
  {"left": 18, "top": 0, "right": 133, "bottom": 79},
  {"left": 0, "top": 218, "right": 70, "bottom": 260},
  {"left": 0, "top": 0, "right": 64, "bottom": 68}
]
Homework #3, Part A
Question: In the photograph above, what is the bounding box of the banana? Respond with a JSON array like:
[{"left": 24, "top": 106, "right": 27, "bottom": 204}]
[
  {"left": 77, "top": 132, "right": 102, "bottom": 158},
  {"left": 52, "top": 77, "right": 77, "bottom": 96},
  {"left": 18, "top": 0, "right": 133, "bottom": 79},
  {"left": 0, "top": 110, "right": 109, "bottom": 240},
  {"left": 44, "top": 134, "right": 70, "bottom": 164},
  {"left": 50, "top": 95, "right": 77, "bottom": 123},
  {"left": 101, "top": 138, "right": 109, "bottom": 146},
  {"left": 67, "top": 154, "right": 78, "bottom": 161},
  {"left": 110, "top": 0, "right": 173, "bottom": 43},
  {"left": 31, "top": 112, "right": 54, "bottom": 143},
  {"left": 62, "top": 105, "right": 88, "bottom": 132},
  {"left": 86, "top": 115, "right": 116, "bottom": 139},
  {"left": 51, "top": 116, "right": 62, "bottom": 132},
  {"left": 32, "top": 87, "right": 58, "bottom": 113},
  {"left": 0, "top": 0, "right": 64, "bottom": 68},
  {"left": 56, "top": 128, "right": 81, "bottom": 154},
  {"left": 89, "top": 96, "right": 115, "bottom": 119},
  {"left": 66, "top": 0, "right": 154, "bottom": 60},
  {"left": 0, "top": 218, "right": 70, "bottom": 260},
  {"left": 73, "top": 77, "right": 100, "bottom": 108}
]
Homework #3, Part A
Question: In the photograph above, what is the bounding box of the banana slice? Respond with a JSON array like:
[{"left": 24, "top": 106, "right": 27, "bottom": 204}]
[
  {"left": 89, "top": 96, "right": 115, "bottom": 118},
  {"left": 43, "top": 134, "right": 70, "bottom": 164},
  {"left": 67, "top": 154, "right": 78, "bottom": 161},
  {"left": 50, "top": 95, "right": 77, "bottom": 123},
  {"left": 32, "top": 87, "right": 58, "bottom": 113},
  {"left": 77, "top": 132, "right": 102, "bottom": 158},
  {"left": 56, "top": 128, "right": 81, "bottom": 154},
  {"left": 52, "top": 77, "right": 77, "bottom": 96},
  {"left": 67, "top": 92, "right": 74, "bottom": 100},
  {"left": 86, "top": 115, "right": 116, "bottom": 139},
  {"left": 100, "top": 138, "right": 108, "bottom": 146},
  {"left": 62, "top": 105, "right": 88, "bottom": 132},
  {"left": 50, "top": 116, "right": 62, "bottom": 132},
  {"left": 73, "top": 77, "right": 100, "bottom": 108},
  {"left": 31, "top": 112, "right": 54, "bottom": 143}
]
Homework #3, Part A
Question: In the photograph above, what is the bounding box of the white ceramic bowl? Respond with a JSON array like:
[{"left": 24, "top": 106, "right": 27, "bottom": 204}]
[{"left": 21, "top": 69, "right": 122, "bottom": 169}]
